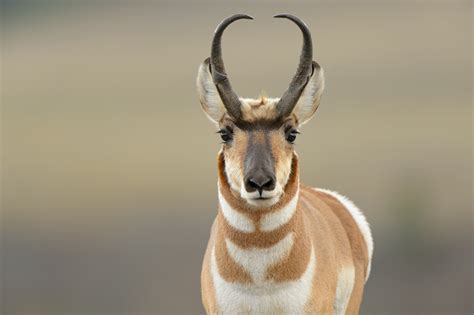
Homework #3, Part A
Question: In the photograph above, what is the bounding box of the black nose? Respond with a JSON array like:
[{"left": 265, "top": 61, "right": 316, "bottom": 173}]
[{"left": 244, "top": 173, "right": 276, "bottom": 195}]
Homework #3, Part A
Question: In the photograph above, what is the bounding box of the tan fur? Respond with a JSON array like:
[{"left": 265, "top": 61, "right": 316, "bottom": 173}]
[
  {"left": 201, "top": 219, "right": 218, "bottom": 315},
  {"left": 269, "top": 127, "right": 294, "bottom": 193},
  {"left": 222, "top": 126, "right": 248, "bottom": 193},
  {"left": 240, "top": 97, "right": 280, "bottom": 122},
  {"left": 214, "top": 212, "right": 253, "bottom": 284},
  {"left": 312, "top": 189, "right": 370, "bottom": 314}
]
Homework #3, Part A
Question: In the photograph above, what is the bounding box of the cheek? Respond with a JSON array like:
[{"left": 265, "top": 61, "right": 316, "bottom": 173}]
[
  {"left": 224, "top": 153, "right": 243, "bottom": 190},
  {"left": 223, "top": 134, "right": 247, "bottom": 191},
  {"left": 271, "top": 136, "right": 294, "bottom": 188},
  {"left": 275, "top": 151, "right": 292, "bottom": 188}
]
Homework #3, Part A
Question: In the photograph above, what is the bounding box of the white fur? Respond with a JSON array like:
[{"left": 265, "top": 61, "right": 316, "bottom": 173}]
[
  {"left": 240, "top": 185, "right": 283, "bottom": 208},
  {"left": 292, "top": 64, "right": 325, "bottom": 125},
  {"left": 333, "top": 265, "right": 355, "bottom": 315},
  {"left": 315, "top": 188, "right": 373, "bottom": 281},
  {"left": 260, "top": 191, "right": 299, "bottom": 232},
  {"left": 224, "top": 159, "right": 244, "bottom": 193},
  {"left": 225, "top": 233, "right": 294, "bottom": 283},
  {"left": 196, "top": 60, "right": 225, "bottom": 124},
  {"left": 218, "top": 187, "right": 255, "bottom": 233},
  {"left": 211, "top": 245, "right": 316, "bottom": 314}
]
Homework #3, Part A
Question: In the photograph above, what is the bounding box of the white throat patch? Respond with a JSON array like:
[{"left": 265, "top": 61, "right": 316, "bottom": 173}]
[
  {"left": 225, "top": 232, "right": 294, "bottom": 284},
  {"left": 210, "top": 245, "right": 316, "bottom": 314},
  {"left": 218, "top": 186, "right": 255, "bottom": 233},
  {"left": 260, "top": 190, "right": 299, "bottom": 232}
]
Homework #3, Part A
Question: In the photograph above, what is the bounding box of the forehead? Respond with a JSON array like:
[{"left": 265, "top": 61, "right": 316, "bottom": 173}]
[
  {"left": 221, "top": 97, "right": 295, "bottom": 131},
  {"left": 239, "top": 97, "right": 280, "bottom": 122}
]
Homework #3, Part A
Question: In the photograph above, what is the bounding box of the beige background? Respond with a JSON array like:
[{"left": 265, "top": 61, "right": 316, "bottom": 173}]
[{"left": 2, "top": 1, "right": 472, "bottom": 314}]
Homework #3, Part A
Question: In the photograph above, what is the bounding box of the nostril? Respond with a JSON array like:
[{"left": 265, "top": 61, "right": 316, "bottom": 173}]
[
  {"left": 245, "top": 175, "right": 276, "bottom": 195},
  {"left": 262, "top": 177, "right": 275, "bottom": 190},
  {"left": 248, "top": 179, "right": 260, "bottom": 190}
]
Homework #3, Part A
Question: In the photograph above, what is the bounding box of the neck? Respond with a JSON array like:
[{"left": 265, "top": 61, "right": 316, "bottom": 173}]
[
  {"left": 217, "top": 151, "right": 300, "bottom": 230},
  {"left": 214, "top": 152, "right": 312, "bottom": 284}
]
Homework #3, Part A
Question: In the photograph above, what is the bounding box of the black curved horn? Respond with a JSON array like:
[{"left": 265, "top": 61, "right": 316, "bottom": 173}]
[
  {"left": 210, "top": 14, "right": 253, "bottom": 119},
  {"left": 274, "top": 14, "right": 313, "bottom": 118}
]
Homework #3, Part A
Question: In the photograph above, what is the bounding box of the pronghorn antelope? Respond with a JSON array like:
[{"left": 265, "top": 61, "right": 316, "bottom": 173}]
[{"left": 197, "top": 14, "right": 373, "bottom": 315}]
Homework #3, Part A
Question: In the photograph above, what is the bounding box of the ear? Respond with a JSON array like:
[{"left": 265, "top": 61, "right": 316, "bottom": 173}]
[
  {"left": 196, "top": 58, "right": 226, "bottom": 124},
  {"left": 292, "top": 61, "right": 325, "bottom": 125}
]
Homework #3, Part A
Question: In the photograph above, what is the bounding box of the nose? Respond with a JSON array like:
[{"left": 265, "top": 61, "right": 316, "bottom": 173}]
[{"left": 244, "top": 172, "right": 276, "bottom": 196}]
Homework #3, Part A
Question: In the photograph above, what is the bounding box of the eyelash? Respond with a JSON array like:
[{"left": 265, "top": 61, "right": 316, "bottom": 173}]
[
  {"left": 286, "top": 128, "right": 300, "bottom": 144},
  {"left": 218, "top": 128, "right": 233, "bottom": 143}
]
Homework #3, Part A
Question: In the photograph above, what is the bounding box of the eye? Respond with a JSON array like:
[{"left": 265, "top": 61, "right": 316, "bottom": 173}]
[
  {"left": 218, "top": 128, "right": 233, "bottom": 143},
  {"left": 286, "top": 129, "right": 300, "bottom": 144}
]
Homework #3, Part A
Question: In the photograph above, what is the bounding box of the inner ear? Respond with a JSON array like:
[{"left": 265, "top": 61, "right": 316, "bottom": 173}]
[
  {"left": 291, "top": 61, "right": 325, "bottom": 125},
  {"left": 196, "top": 58, "right": 227, "bottom": 124}
]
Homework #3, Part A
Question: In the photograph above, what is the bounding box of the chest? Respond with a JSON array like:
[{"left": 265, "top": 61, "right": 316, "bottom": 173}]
[{"left": 210, "top": 240, "right": 316, "bottom": 314}]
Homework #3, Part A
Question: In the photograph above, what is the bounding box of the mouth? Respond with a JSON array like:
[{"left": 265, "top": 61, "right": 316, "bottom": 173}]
[
  {"left": 239, "top": 184, "right": 283, "bottom": 207},
  {"left": 254, "top": 196, "right": 272, "bottom": 200},
  {"left": 246, "top": 194, "right": 280, "bottom": 207}
]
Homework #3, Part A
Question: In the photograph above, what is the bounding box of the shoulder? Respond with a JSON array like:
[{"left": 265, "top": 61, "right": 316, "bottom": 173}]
[{"left": 306, "top": 186, "right": 374, "bottom": 281}]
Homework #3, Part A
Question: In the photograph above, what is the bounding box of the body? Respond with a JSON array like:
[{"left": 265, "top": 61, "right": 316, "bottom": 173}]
[{"left": 197, "top": 14, "right": 373, "bottom": 314}]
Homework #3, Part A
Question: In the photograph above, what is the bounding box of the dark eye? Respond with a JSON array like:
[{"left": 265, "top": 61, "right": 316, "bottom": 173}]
[
  {"left": 218, "top": 129, "right": 233, "bottom": 143},
  {"left": 286, "top": 129, "right": 299, "bottom": 144}
]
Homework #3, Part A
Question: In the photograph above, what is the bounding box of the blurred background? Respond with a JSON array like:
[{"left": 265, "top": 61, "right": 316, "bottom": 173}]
[{"left": 1, "top": 1, "right": 472, "bottom": 314}]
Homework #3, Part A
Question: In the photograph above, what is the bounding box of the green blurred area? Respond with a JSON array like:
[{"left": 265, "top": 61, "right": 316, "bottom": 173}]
[{"left": 1, "top": 1, "right": 472, "bottom": 314}]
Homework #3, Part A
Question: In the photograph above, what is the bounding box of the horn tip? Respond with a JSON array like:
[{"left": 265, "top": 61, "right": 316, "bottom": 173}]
[
  {"left": 238, "top": 14, "right": 254, "bottom": 20},
  {"left": 232, "top": 13, "right": 254, "bottom": 20},
  {"left": 274, "top": 13, "right": 292, "bottom": 19}
]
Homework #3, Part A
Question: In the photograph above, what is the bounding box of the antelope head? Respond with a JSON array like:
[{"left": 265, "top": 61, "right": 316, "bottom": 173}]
[{"left": 197, "top": 14, "right": 325, "bottom": 208}]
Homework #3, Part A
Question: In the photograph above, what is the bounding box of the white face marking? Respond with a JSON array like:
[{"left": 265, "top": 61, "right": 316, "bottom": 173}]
[
  {"left": 240, "top": 184, "right": 283, "bottom": 207},
  {"left": 292, "top": 66, "right": 325, "bottom": 125},
  {"left": 218, "top": 186, "right": 255, "bottom": 233},
  {"left": 260, "top": 190, "right": 299, "bottom": 232},
  {"left": 224, "top": 157, "right": 243, "bottom": 193},
  {"left": 196, "top": 60, "right": 226, "bottom": 123},
  {"left": 225, "top": 233, "right": 294, "bottom": 283},
  {"left": 314, "top": 188, "right": 373, "bottom": 281},
  {"left": 210, "top": 245, "right": 316, "bottom": 314},
  {"left": 333, "top": 265, "right": 355, "bottom": 315}
]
